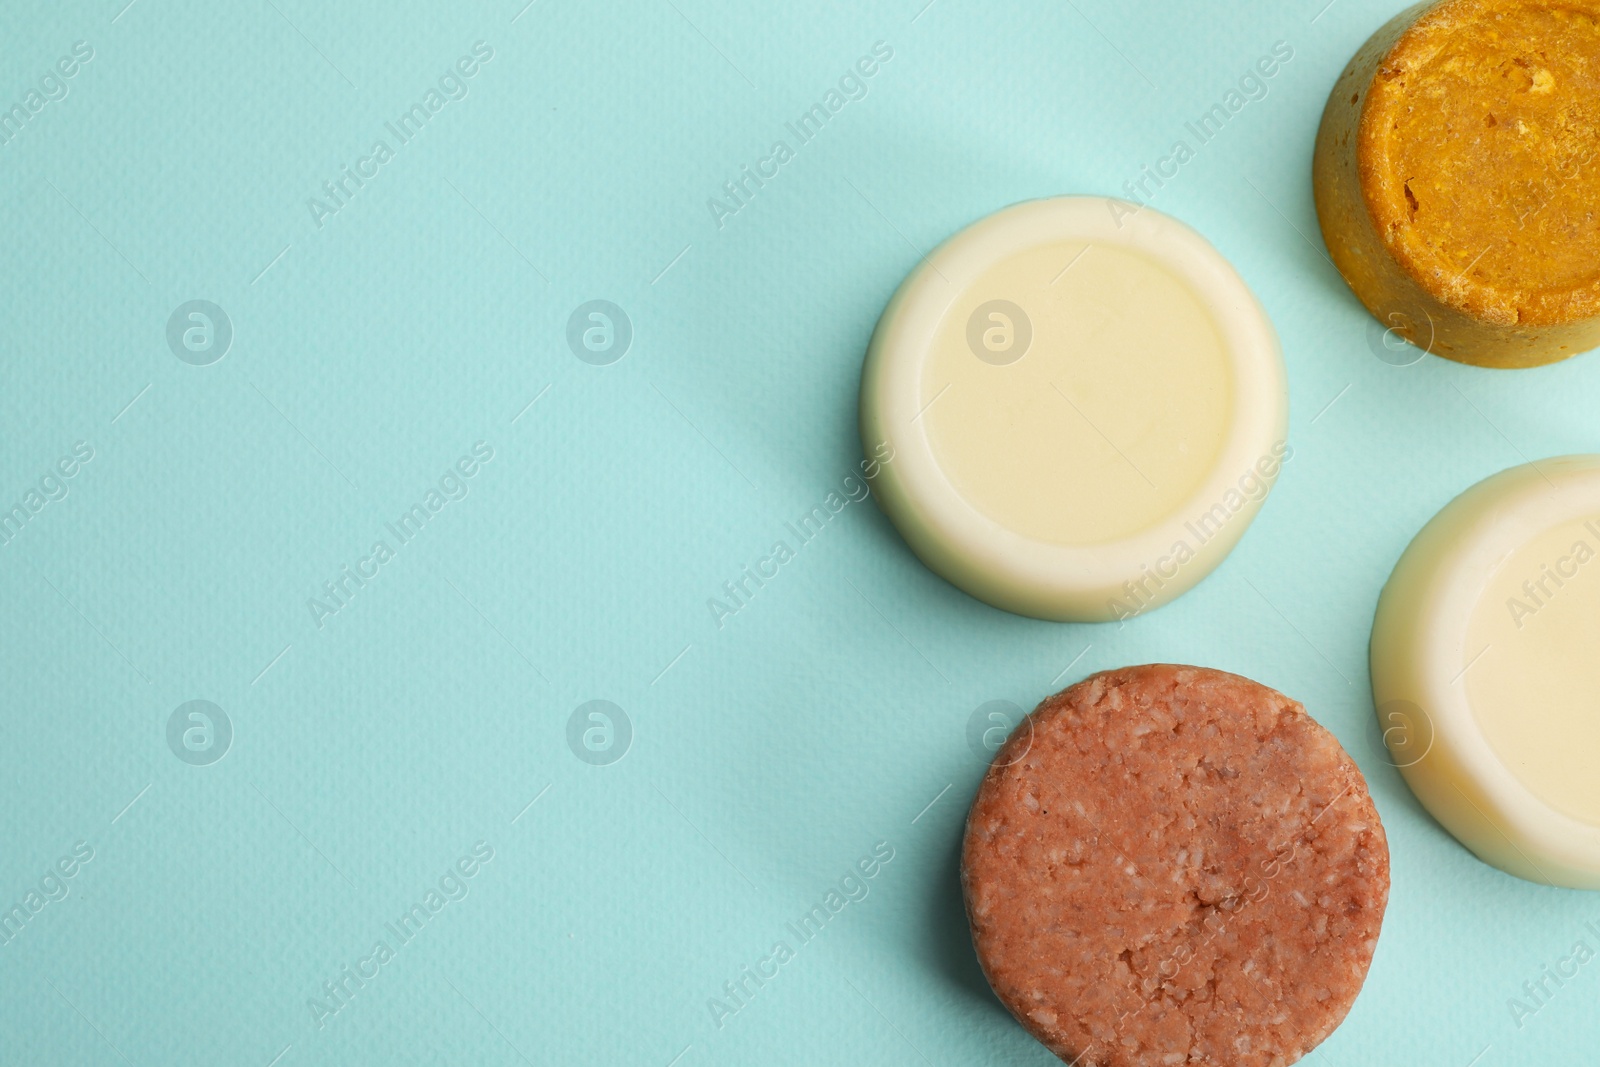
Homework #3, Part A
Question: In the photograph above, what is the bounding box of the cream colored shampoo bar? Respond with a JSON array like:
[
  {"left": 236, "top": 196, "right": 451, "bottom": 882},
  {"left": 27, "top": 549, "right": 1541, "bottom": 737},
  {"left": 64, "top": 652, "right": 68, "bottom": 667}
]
[
  {"left": 1372, "top": 456, "right": 1600, "bottom": 887},
  {"left": 859, "top": 198, "right": 1287, "bottom": 622}
]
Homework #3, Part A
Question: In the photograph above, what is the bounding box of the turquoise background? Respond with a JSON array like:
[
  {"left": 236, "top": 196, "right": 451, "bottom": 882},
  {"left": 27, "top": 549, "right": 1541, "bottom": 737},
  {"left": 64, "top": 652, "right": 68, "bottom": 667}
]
[{"left": 3, "top": 0, "right": 1598, "bottom": 1063}]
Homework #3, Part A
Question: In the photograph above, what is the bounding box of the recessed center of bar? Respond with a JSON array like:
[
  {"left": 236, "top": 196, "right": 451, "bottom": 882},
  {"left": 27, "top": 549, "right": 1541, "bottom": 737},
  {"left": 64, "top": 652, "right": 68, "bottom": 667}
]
[
  {"left": 920, "top": 239, "right": 1234, "bottom": 546},
  {"left": 1466, "top": 511, "right": 1600, "bottom": 825}
]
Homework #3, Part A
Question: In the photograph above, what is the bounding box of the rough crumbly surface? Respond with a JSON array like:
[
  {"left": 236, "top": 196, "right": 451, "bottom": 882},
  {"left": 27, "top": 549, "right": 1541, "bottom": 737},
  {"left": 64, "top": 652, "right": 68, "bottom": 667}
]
[
  {"left": 1313, "top": 0, "right": 1600, "bottom": 366},
  {"left": 1370, "top": 0, "right": 1600, "bottom": 319},
  {"left": 962, "top": 665, "right": 1389, "bottom": 1067}
]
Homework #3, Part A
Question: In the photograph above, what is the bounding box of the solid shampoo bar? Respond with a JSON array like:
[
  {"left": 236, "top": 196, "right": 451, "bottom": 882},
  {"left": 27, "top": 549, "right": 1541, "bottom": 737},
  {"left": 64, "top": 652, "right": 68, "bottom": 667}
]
[
  {"left": 964, "top": 665, "right": 1388, "bottom": 1067},
  {"left": 1314, "top": 0, "right": 1600, "bottom": 368},
  {"left": 859, "top": 198, "right": 1287, "bottom": 622},
  {"left": 1372, "top": 456, "right": 1600, "bottom": 887}
]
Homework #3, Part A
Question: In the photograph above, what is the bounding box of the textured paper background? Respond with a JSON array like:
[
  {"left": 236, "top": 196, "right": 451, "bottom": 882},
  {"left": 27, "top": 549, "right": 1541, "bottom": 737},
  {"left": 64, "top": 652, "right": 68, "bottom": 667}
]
[{"left": 3, "top": 0, "right": 1598, "bottom": 1063}]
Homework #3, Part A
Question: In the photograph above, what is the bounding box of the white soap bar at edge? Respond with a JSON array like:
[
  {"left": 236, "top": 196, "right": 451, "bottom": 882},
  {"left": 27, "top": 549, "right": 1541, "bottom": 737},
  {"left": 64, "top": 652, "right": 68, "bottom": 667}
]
[
  {"left": 1372, "top": 455, "right": 1600, "bottom": 888},
  {"left": 858, "top": 197, "right": 1287, "bottom": 622}
]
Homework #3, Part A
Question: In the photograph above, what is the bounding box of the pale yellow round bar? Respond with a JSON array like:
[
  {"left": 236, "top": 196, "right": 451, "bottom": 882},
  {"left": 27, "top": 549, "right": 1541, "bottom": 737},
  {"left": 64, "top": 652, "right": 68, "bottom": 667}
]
[
  {"left": 1372, "top": 455, "right": 1600, "bottom": 887},
  {"left": 858, "top": 198, "right": 1287, "bottom": 622}
]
